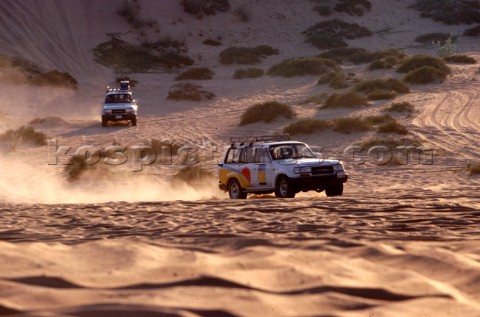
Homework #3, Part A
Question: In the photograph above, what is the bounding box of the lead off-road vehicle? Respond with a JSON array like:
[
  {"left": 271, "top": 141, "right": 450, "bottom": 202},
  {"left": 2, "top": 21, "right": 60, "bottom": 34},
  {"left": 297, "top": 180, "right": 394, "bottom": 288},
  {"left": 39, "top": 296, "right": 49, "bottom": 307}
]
[
  {"left": 101, "top": 81, "right": 138, "bottom": 127},
  {"left": 217, "top": 135, "right": 348, "bottom": 199}
]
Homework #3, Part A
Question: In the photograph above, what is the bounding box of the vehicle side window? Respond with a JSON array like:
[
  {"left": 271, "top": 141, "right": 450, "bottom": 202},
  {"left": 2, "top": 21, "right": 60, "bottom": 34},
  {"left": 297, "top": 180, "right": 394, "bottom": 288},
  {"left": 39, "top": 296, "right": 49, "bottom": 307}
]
[
  {"left": 225, "top": 148, "right": 241, "bottom": 164},
  {"left": 255, "top": 148, "right": 271, "bottom": 163},
  {"left": 244, "top": 146, "right": 256, "bottom": 163}
]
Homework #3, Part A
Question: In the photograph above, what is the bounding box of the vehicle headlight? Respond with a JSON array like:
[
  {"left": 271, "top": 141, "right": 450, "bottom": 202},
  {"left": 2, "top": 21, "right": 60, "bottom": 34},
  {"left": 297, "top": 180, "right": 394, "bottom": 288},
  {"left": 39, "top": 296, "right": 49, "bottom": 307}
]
[
  {"left": 126, "top": 108, "right": 134, "bottom": 113},
  {"left": 333, "top": 163, "right": 344, "bottom": 171},
  {"left": 103, "top": 109, "right": 112, "bottom": 114},
  {"left": 293, "top": 166, "right": 312, "bottom": 174}
]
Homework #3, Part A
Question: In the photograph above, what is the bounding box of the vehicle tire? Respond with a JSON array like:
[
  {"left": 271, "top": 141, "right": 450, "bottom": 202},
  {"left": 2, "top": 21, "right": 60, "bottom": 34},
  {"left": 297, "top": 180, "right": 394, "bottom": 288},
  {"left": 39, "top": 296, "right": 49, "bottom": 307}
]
[
  {"left": 131, "top": 117, "right": 137, "bottom": 126},
  {"left": 101, "top": 119, "right": 108, "bottom": 127},
  {"left": 275, "top": 176, "right": 295, "bottom": 198},
  {"left": 325, "top": 184, "right": 343, "bottom": 197},
  {"left": 228, "top": 178, "right": 247, "bottom": 199}
]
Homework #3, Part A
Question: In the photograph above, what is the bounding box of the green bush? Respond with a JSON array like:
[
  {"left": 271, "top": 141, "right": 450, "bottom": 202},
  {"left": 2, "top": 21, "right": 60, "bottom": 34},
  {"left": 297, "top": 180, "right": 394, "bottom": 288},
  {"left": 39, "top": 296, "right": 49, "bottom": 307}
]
[
  {"left": 0, "top": 125, "right": 47, "bottom": 147},
  {"left": 377, "top": 121, "right": 409, "bottom": 134},
  {"left": 268, "top": 57, "right": 338, "bottom": 77},
  {"left": 167, "top": 83, "right": 215, "bottom": 101},
  {"left": 334, "top": 0, "right": 372, "bottom": 16},
  {"left": 444, "top": 55, "right": 477, "bottom": 64},
  {"left": 175, "top": 67, "right": 214, "bottom": 80},
  {"left": 404, "top": 66, "right": 448, "bottom": 84},
  {"left": 233, "top": 68, "right": 264, "bottom": 79},
  {"left": 414, "top": 32, "right": 454, "bottom": 44},
  {"left": 219, "top": 45, "right": 278, "bottom": 65},
  {"left": 181, "top": 0, "right": 230, "bottom": 18},
  {"left": 333, "top": 117, "right": 370, "bottom": 133},
  {"left": 203, "top": 38, "right": 222, "bottom": 46},
  {"left": 464, "top": 25, "right": 480, "bottom": 37},
  {"left": 383, "top": 102, "right": 415, "bottom": 114},
  {"left": 283, "top": 119, "right": 331, "bottom": 135},
  {"left": 411, "top": 0, "right": 480, "bottom": 25},
  {"left": 303, "top": 19, "right": 372, "bottom": 49},
  {"left": 240, "top": 101, "right": 295, "bottom": 125},
  {"left": 397, "top": 55, "right": 450, "bottom": 73},
  {"left": 321, "top": 92, "right": 369, "bottom": 109},
  {"left": 354, "top": 78, "right": 410, "bottom": 94},
  {"left": 432, "top": 34, "right": 457, "bottom": 57}
]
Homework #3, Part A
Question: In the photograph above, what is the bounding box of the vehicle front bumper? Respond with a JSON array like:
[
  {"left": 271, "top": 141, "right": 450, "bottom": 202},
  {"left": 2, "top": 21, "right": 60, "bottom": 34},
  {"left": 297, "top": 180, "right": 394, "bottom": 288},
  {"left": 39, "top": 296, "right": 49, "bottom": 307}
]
[
  {"left": 102, "top": 113, "right": 136, "bottom": 122},
  {"left": 290, "top": 174, "right": 348, "bottom": 192}
]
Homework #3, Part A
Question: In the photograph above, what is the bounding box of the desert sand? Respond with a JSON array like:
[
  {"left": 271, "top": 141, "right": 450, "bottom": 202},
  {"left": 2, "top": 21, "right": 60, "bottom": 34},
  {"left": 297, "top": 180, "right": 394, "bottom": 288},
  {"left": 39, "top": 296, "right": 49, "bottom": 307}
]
[{"left": 0, "top": 0, "right": 480, "bottom": 316}]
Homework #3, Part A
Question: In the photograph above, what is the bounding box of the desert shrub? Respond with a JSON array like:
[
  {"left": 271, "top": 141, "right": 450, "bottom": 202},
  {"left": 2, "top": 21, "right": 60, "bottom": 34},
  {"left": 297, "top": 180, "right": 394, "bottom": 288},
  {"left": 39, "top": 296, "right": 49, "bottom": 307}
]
[
  {"left": 317, "top": 71, "right": 338, "bottom": 85},
  {"left": 364, "top": 114, "right": 395, "bottom": 125},
  {"left": 219, "top": 45, "right": 278, "bottom": 65},
  {"left": 0, "top": 125, "right": 47, "bottom": 148},
  {"left": 383, "top": 102, "right": 415, "bottom": 114},
  {"left": 233, "top": 68, "right": 264, "bottom": 79},
  {"left": 397, "top": 55, "right": 450, "bottom": 73},
  {"left": 354, "top": 78, "right": 410, "bottom": 95},
  {"left": 367, "top": 90, "right": 397, "bottom": 100},
  {"left": 30, "top": 70, "right": 78, "bottom": 89},
  {"left": 167, "top": 83, "right": 215, "bottom": 101},
  {"left": 358, "top": 136, "right": 423, "bottom": 151},
  {"left": 464, "top": 25, "right": 480, "bottom": 36},
  {"left": 240, "top": 101, "right": 295, "bottom": 125},
  {"left": 444, "top": 54, "right": 477, "bottom": 64},
  {"left": 181, "top": 0, "right": 230, "bottom": 18},
  {"left": 415, "top": 32, "right": 453, "bottom": 44},
  {"left": 233, "top": 7, "right": 250, "bottom": 22},
  {"left": 368, "top": 56, "right": 403, "bottom": 70},
  {"left": 411, "top": 0, "right": 480, "bottom": 25},
  {"left": 64, "top": 155, "right": 89, "bottom": 182},
  {"left": 283, "top": 119, "right": 331, "bottom": 135},
  {"left": 333, "top": 117, "right": 370, "bottom": 133},
  {"left": 313, "top": 5, "right": 332, "bottom": 16},
  {"left": 321, "top": 92, "right": 369, "bottom": 109},
  {"left": 300, "top": 93, "right": 328, "bottom": 105},
  {"left": 268, "top": 57, "right": 338, "bottom": 77},
  {"left": 328, "top": 73, "right": 350, "bottom": 89},
  {"left": 203, "top": 38, "right": 222, "bottom": 46},
  {"left": 334, "top": 0, "right": 372, "bottom": 16},
  {"left": 175, "top": 67, "right": 214, "bottom": 80},
  {"left": 377, "top": 121, "right": 409, "bottom": 134},
  {"left": 353, "top": 48, "right": 408, "bottom": 65},
  {"left": 172, "top": 166, "right": 215, "bottom": 184},
  {"left": 93, "top": 37, "right": 193, "bottom": 72},
  {"left": 468, "top": 161, "right": 480, "bottom": 174},
  {"left": 303, "top": 19, "right": 372, "bottom": 49},
  {"left": 404, "top": 66, "right": 448, "bottom": 84},
  {"left": 432, "top": 34, "right": 457, "bottom": 57},
  {"left": 318, "top": 47, "right": 368, "bottom": 63}
]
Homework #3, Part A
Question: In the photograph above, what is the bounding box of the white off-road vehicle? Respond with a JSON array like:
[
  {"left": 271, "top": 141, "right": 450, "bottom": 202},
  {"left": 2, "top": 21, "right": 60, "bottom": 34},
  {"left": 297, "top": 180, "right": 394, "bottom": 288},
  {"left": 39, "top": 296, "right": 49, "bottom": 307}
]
[
  {"left": 101, "top": 81, "right": 138, "bottom": 127},
  {"left": 217, "top": 136, "right": 348, "bottom": 199}
]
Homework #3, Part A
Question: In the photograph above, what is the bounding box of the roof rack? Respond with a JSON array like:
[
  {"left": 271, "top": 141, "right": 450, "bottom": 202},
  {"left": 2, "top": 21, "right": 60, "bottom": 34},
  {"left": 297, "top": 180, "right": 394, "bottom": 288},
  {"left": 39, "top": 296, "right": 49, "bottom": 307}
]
[
  {"left": 230, "top": 134, "right": 290, "bottom": 146},
  {"left": 106, "top": 80, "right": 132, "bottom": 93}
]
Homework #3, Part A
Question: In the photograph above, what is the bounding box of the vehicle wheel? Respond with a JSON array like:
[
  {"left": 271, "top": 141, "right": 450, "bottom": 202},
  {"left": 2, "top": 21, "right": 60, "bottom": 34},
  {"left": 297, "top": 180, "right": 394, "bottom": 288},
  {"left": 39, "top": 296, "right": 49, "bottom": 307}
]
[
  {"left": 101, "top": 119, "right": 108, "bottom": 127},
  {"left": 131, "top": 117, "right": 137, "bottom": 126},
  {"left": 275, "top": 176, "right": 295, "bottom": 198},
  {"left": 325, "top": 184, "right": 343, "bottom": 197},
  {"left": 228, "top": 179, "right": 247, "bottom": 199}
]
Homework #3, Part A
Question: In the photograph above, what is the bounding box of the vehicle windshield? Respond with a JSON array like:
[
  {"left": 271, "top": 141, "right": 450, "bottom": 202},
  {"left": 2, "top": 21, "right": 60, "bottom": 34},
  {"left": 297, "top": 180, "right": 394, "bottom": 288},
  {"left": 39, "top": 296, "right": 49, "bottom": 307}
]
[
  {"left": 269, "top": 143, "right": 316, "bottom": 160},
  {"left": 105, "top": 94, "right": 132, "bottom": 103}
]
